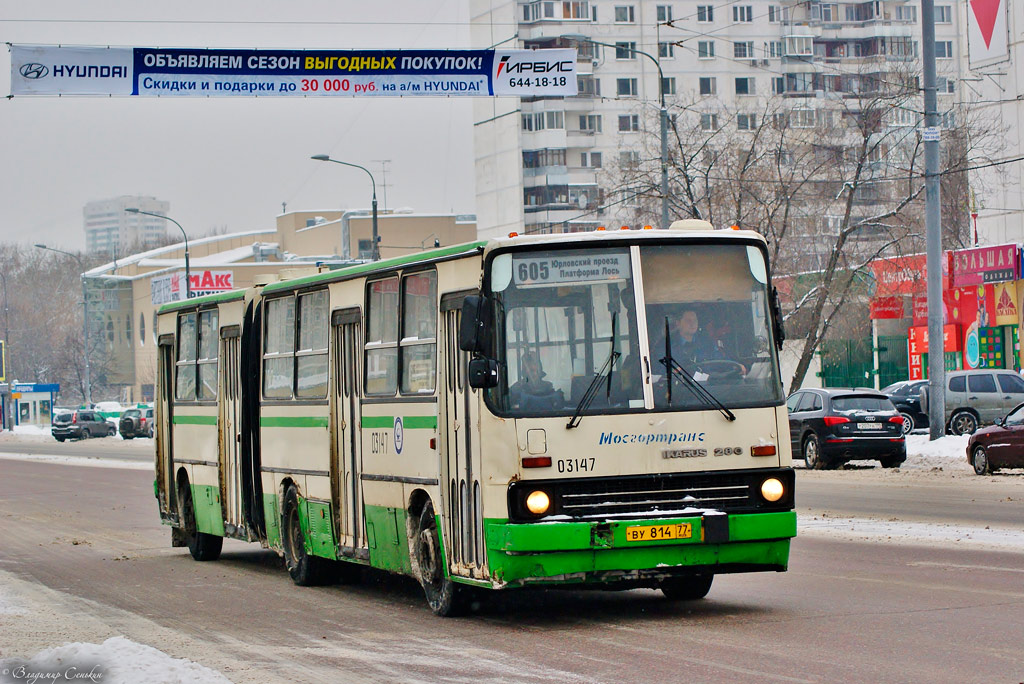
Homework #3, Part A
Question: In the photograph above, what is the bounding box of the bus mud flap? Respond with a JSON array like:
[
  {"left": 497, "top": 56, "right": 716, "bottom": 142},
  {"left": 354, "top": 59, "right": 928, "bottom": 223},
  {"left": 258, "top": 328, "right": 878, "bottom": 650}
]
[{"left": 702, "top": 513, "right": 729, "bottom": 543}]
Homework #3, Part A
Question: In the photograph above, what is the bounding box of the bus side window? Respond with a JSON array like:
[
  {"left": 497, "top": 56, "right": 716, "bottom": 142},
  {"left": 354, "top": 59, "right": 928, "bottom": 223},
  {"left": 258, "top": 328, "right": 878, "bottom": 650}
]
[
  {"left": 296, "top": 290, "right": 329, "bottom": 399},
  {"left": 197, "top": 309, "right": 219, "bottom": 401},
  {"left": 365, "top": 278, "right": 399, "bottom": 396},
  {"left": 263, "top": 296, "right": 296, "bottom": 399},
  {"left": 175, "top": 312, "right": 197, "bottom": 401},
  {"left": 401, "top": 271, "right": 437, "bottom": 394}
]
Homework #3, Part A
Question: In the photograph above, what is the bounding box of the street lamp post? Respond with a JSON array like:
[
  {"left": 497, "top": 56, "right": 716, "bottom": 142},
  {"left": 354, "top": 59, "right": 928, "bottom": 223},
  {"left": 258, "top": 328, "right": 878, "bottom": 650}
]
[
  {"left": 34, "top": 244, "right": 91, "bottom": 405},
  {"left": 566, "top": 35, "right": 670, "bottom": 229},
  {"left": 311, "top": 154, "right": 380, "bottom": 260},
  {"left": 125, "top": 208, "right": 191, "bottom": 298}
]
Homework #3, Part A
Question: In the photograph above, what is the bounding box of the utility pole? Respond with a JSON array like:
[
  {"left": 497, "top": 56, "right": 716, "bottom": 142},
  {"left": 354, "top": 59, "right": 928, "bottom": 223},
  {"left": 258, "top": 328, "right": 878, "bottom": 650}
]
[{"left": 922, "top": 0, "right": 946, "bottom": 440}]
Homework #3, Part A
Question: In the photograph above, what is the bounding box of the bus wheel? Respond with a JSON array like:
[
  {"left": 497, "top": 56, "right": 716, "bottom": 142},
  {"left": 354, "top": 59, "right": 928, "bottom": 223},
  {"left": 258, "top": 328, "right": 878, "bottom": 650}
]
[
  {"left": 282, "top": 486, "right": 328, "bottom": 586},
  {"left": 178, "top": 484, "right": 222, "bottom": 561},
  {"left": 660, "top": 573, "right": 714, "bottom": 601},
  {"left": 415, "top": 501, "right": 466, "bottom": 617}
]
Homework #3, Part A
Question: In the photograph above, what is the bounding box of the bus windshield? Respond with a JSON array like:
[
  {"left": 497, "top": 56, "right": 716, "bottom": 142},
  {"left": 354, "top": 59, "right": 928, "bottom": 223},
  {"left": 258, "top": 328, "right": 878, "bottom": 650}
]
[{"left": 486, "top": 242, "right": 783, "bottom": 416}]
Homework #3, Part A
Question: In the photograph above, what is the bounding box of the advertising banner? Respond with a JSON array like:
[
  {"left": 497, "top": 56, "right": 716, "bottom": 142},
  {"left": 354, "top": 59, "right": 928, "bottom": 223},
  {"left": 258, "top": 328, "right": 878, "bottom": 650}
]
[
  {"left": 869, "top": 296, "right": 904, "bottom": 320},
  {"left": 152, "top": 270, "right": 233, "bottom": 305},
  {"left": 10, "top": 45, "right": 577, "bottom": 97},
  {"left": 951, "top": 243, "right": 1019, "bottom": 287}
]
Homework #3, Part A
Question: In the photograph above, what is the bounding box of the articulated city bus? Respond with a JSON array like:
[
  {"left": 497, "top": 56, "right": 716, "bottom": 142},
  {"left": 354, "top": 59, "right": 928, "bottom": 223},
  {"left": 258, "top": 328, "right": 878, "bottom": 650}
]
[{"left": 154, "top": 220, "right": 795, "bottom": 615}]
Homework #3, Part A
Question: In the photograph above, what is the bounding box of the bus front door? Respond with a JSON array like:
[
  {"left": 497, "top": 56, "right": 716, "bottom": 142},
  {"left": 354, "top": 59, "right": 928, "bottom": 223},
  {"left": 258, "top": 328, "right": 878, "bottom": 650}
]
[
  {"left": 441, "top": 306, "right": 486, "bottom": 579},
  {"left": 219, "top": 329, "right": 244, "bottom": 536},
  {"left": 332, "top": 309, "right": 367, "bottom": 558}
]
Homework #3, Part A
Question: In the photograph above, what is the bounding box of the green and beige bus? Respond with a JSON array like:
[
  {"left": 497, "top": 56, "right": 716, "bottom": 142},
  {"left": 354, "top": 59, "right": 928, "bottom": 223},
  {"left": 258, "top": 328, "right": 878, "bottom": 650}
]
[{"left": 155, "top": 221, "right": 795, "bottom": 615}]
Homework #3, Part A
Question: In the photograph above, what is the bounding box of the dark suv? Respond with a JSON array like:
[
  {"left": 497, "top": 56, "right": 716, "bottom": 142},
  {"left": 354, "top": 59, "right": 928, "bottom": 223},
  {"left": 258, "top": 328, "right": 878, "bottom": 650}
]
[
  {"left": 119, "top": 407, "right": 154, "bottom": 439},
  {"left": 51, "top": 409, "right": 116, "bottom": 441},
  {"left": 881, "top": 380, "right": 929, "bottom": 435},
  {"left": 787, "top": 388, "right": 906, "bottom": 469}
]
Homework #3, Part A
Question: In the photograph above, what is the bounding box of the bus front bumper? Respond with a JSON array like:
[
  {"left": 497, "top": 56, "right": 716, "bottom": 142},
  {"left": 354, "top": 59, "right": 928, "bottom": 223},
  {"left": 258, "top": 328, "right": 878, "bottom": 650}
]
[{"left": 481, "top": 511, "right": 796, "bottom": 587}]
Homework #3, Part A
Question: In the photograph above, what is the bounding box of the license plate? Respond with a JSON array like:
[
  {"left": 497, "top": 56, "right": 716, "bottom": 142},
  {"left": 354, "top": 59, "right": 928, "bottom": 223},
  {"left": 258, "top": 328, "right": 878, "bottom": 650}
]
[
  {"left": 625, "top": 523, "right": 692, "bottom": 542},
  {"left": 858, "top": 423, "right": 883, "bottom": 430}
]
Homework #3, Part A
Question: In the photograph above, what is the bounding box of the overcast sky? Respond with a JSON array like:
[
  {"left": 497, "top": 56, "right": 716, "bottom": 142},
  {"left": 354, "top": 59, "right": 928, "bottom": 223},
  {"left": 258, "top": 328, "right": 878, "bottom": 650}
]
[{"left": 0, "top": 1, "right": 478, "bottom": 251}]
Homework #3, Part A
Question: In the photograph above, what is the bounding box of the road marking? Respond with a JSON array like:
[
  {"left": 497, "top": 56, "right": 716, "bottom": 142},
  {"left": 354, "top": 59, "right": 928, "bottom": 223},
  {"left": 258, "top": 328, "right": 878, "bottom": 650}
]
[{"left": 908, "top": 561, "right": 1024, "bottom": 574}]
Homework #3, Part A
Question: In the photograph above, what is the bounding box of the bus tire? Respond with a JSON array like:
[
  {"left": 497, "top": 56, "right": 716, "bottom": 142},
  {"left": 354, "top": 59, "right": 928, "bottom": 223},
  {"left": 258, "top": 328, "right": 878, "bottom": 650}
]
[
  {"left": 282, "top": 485, "right": 329, "bottom": 586},
  {"left": 415, "top": 501, "right": 466, "bottom": 617},
  {"left": 660, "top": 573, "right": 714, "bottom": 601},
  {"left": 178, "top": 484, "right": 222, "bottom": 561}
]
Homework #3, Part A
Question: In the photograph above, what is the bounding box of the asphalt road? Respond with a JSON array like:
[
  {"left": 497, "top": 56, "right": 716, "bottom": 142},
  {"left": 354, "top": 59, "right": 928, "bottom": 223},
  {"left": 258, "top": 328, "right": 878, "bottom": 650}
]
[{"left": 0, "top": 455, "right": 1022, "bottom": 683}]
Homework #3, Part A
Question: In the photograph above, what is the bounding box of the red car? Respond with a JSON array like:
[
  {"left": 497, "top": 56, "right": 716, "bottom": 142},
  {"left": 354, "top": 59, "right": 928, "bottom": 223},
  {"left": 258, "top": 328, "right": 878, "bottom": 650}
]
[{"left": 965, "top": 402, "right": 1024, "bottom": 475}]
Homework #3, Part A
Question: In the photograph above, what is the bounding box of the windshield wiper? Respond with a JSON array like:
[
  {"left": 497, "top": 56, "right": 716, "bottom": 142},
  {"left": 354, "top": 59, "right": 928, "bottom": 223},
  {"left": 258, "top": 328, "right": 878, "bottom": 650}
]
[
  {"left": 660, "top": 317, "right": 735, "bottom": 422},
  {"left": 567, "top": 314, "right": 619, "bottom": 429}
]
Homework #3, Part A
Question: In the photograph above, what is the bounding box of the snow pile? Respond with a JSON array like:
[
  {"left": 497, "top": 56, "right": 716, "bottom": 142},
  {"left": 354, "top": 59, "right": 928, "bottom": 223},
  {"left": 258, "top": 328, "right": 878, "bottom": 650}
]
[
  {"left": 904, "top": 433, "right": 970, "bottom": 470},
  {"left": 0, "top": 636, "right": 232, "bottom": 684},
  {"left": 0, "top": 452, "right": 152, "bottom": 471},
  {"left": 12, "top": 424, "right": 49, "bottom": 436},
  {"left": 799, "top": 516, "right": 1024, "bottom": 551}
]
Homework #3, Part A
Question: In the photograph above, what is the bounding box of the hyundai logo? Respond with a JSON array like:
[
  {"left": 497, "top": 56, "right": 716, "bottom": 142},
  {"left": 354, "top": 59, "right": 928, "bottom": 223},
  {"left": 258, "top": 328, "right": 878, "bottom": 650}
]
[{"left": 20, "top": 63, "right": 48, "bottom": 79}]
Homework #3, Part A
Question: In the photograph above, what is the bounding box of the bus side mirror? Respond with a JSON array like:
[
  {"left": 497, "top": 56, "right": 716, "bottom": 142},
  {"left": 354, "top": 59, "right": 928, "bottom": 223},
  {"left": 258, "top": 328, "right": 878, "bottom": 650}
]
[
  {"left": 459, "top": 295, "right": 493, "bottom": 353},
  {"left": 771, "top": 286, "right": 786, "bottom": 350},
  {"left": 467, "top": 357, "right": 498, "bottom": 389}
]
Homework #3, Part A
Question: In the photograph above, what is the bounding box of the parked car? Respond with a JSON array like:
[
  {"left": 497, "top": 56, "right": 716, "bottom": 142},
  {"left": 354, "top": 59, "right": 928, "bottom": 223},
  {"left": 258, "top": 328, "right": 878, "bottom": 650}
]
[
  {"left": 965, "top": 402, "right": 1024, "bottom": 474},
  {"left": 920, "top": 369, "right": 1024, "bottom": 435},
  {"left": 51, "top": 409, "right": 116, "bottom": 441},
  {"left": 881, "top": 380, "right": 929, "bottom": 435},
  {"left": 119, "top": 407, "right": 154, "bottom": 439},
  {"left": 787, "top": 388, "right": 906, "bottom": 469}
]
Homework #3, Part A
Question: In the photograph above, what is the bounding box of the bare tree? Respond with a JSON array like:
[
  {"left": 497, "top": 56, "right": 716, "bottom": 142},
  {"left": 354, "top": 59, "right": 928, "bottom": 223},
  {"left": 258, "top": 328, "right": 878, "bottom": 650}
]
[{"left": 606, "top": 69, "right": 994, "bottom": 391}]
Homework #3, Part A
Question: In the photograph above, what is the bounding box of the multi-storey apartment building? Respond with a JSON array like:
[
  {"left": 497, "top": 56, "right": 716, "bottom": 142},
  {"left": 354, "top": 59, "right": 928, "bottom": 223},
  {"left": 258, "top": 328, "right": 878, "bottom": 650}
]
[
  {"left": 84, "top": 195, "right": 170, "bottom": 256},
  {"left": 472, "top": 0, "right": 965, "bottom": 264}
]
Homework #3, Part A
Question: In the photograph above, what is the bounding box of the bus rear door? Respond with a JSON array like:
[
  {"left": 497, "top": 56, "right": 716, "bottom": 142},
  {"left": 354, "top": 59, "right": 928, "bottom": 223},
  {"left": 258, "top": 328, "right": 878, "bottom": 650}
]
[{"left": 332, "top": 308, "right": 368, "bottom": 558}]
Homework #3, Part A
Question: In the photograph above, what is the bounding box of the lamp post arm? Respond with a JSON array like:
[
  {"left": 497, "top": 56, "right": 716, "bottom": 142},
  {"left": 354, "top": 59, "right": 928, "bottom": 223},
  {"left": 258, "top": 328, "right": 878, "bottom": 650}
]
[
  {"left": 324, "top": 158, "right": 376, "bottom": 197},
  {"left": 126, "top": 209, "right": 191, "bottom": 297}
]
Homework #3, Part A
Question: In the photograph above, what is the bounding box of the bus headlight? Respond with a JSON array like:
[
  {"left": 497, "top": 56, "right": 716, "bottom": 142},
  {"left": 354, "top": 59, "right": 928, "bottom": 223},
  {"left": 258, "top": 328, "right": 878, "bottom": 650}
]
[
  {"left": 525, "top": 490, "right": 551, "bottom": 515},
  {"left": 760, "top": 478, "right": 785, "bottom": 502}
]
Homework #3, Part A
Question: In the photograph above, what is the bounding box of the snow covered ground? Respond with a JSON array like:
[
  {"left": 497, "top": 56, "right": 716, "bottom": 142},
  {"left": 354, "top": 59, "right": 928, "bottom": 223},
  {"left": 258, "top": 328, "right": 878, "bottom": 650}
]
[
  {"left": 0, "top": 572, "right": 238, "bottom": 684},
  {"left": 0, "top": 423, "right": 152, "bottom": 444}
]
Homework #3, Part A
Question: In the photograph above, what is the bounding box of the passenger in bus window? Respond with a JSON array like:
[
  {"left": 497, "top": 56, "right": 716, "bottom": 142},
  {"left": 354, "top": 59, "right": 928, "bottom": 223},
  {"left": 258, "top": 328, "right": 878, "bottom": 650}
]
[{"left": 510, "top": 352, "right": 563, "bottom": 409}]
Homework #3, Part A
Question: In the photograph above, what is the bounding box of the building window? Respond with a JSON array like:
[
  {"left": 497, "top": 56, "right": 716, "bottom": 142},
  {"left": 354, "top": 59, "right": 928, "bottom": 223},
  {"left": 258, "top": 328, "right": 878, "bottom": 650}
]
[
  {"left": 785, "top": 36, "right": 813, "bottom": 57},
  {"left": 614, "top": 5, "right": 635, "bottom": 22},
  {"left": 820, "top": 3, "right": 838, "bottom": 21},
  {"left": 699, "top": 77, "right": 716, "bottom": 95},
  {"left": 936, "top": 76, "right": 955, "bottom": 94},
  {"left": 579, "top": 114, "right": 602, "bottom": 132},
  {"left": 661, "top": 77, "right": 676, "bottom": 95},
  {"left": 732, "top": 6, "right": 753, "bottom": 22},
  {"left": 697, "top": 5, "right": 713, "bottom": 22},
  {"left": 735, "top": 77, "right": 754, "bottom": 95},
  {"left": 768, "top": 41, "right": 783, "bottom": 58},
  {"left": 935, "top": 41, "right": 953, "bottom": 59},
  {"left": 698, "top": 41, "right": 715, "bottom": 59},
  {"left": 737, "top": 113, "right": 757, "bottom": 130},
  {"left": 656, "top": 5, "right": 672, "bottom": 22},
  {"left": 733, "top": 41, "right": 754, "bottom": 59},
  {"left": 562, "top": 1, "right": 590, "bottom": 19},
  {"left": 700, "top": 113, "right": 719, "bottom": 131},
  {"left": 365, "top": 278, "right": 399, "bottom": 395},
  {"left": 791, "top": 109, "right": 816, "bottom": 128},
  {"left": 616, "top": 78, "right": 638, "bottom": 96},
  {"left": 659, "top": 42, "right": 675, "bottom": 58},
  {"left": 618, "top": 114, "right": 640, "bottom": 131},
  {"left": 619, "top": 151, "right": 640, "bottom": 168},
  {"left": 615, "top": 41, "right": 637, "bottom": 59},
  {"left": 896, "top": 5, "right": 917, "bottom": 22},
  {"left": 139, "top": 313, "right": 146, "bottom": 346},
  {"left": 768, "top": 5, "right": 780, "bottom": 22},
  {"left": 295, "top": 290, "right": 328, "bottom": 399},
  {"left": 580, "top": 151, "right": 603, "bottom": 167},
  {"left": 577, "top": 75, "right": 600, "bottom": 96},
  {"left": 772, "top": 76, "right": 785, "bottom": 94},
  {"left": 936, "top": 5, "right": 952, "bottom": 23},
  {"left": 400, "top": 271, "right": 437, "bottom": 394}
]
